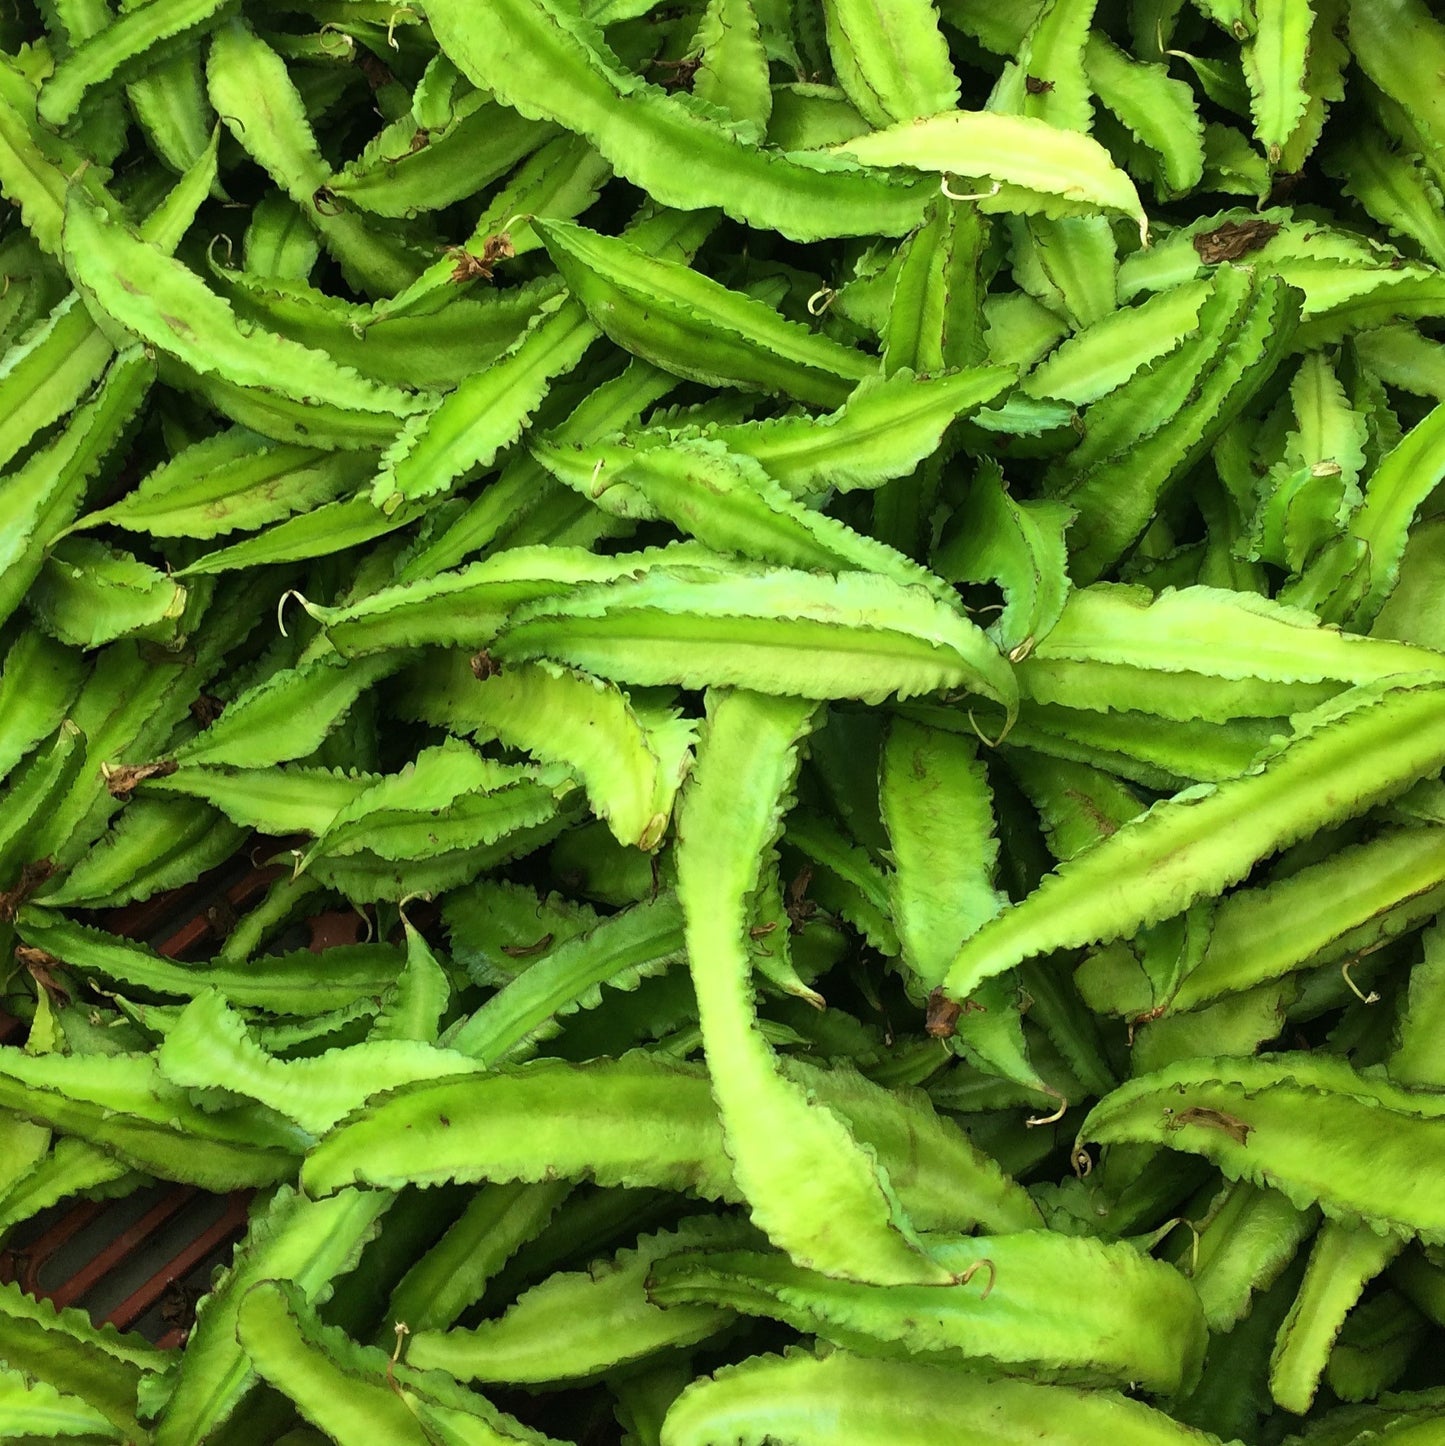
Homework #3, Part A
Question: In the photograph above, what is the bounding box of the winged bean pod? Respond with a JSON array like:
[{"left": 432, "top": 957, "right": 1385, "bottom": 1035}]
[
  {"left": 2, "top": 2, "right": 1445, "bottom": 1436},
  {"left": 423, "top": 0, "right": 932, "bottom": 242},
  {"left": 37, "top": 0, "right": 236, "bottom": 129},
  {"left": 1080, "top": 1052, "right": 1445, "bottom": 1239},
  {"left": 660, "top": 1349, "right": 1234, "bottom": 1446},
  {"left": 535, "top": 219, "right": 873, "bottom": 408},
  {"left": 942, "top": 677, "right": 1445, "bottom": 1002},
  {"left": 676, "top": 689, "right": 948, "bottom": 1285}
]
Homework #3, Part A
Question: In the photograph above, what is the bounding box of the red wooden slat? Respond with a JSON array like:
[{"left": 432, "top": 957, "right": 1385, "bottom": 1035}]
[
  {"left": 9, "top": 1199, "right": 106, "bottom": 1297},
  {"left": 0, "top": 846, "right": 345, "bottom": 1344},
  {"left": 47, "top": 1190, "right": 194, "bottom": 1311},
  {"left": 105, "top": 1192, "right": 251, "bottom": 1333}
]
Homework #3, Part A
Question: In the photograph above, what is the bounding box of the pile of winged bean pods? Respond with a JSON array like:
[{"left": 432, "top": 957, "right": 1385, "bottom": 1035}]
[{"left": 8, "top": 0, "right": 1445, "bottom": 1441}]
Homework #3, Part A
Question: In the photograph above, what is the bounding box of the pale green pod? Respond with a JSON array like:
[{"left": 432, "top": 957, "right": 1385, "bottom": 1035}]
[
  {"left": 170, "top": 653, "right": 405, "bottom": 769},
  {"left": 1241, "top": 0, "right": 1315, "bottom": 160},
  {"left": 650, "top": 1226, "right": 1208, "bottom": 1395},
  {"left": 382, "top": 1181, "right": 572, "bottom": 1338},
  {"left": 535, "top": 219, "right": 873, "bottom": 409},
  {"left": 297, "top": 741, "right": 564, "bottom": 870},
  {"left": 1000, "top": 0, "right": 1098, "bottom": 136},
  {"left": 831, "top": 110, "right": 1149, "bottom": 244},
  {"left": 1080, "top": 1051, "right": 1445, "bottom": 1240},
  {"left": 16, "top": 908, "right": 406, "bottom": 1013},
  {"left": 1270, "top": 1220, "right": 1402, "bottom": 1415},
  {"left": 942, "top": 677, "right": 1445, "bottom": 1003},
  {"left": 676, "top": 689, "right": 949, "bottom": 1285},
  {"left": 236, "top": 1278, "right": 563, "bottom": 1445},
  {"left": 35, "top": 796, "right": 245, "bottom": 909},
  {"left": 1015, "top": 582, "right": 1445, "bottom": 722},
  {"left": 155, "top": 989, "right": 483, "bottom": 1136},
  {"left": 934, "top": 459, "right": 1073, "bottom": 655},
  {"left": 29, "top": 538, "right": 187, "bottom": 649},
  {"left": 1163, "top": 827, "right": 1445, "bottom": 1015},
  {"left": 1186, "top": 1180, "right": 1319, "bottom": 1333},
  {"left": 691, "top": 365, "right": 1014, "bottom": 495},
  {"left": 371, "top": 294, "right": 600, "bottom": 514},
  {"left": 0, "top": 1044, "right": 305, "bottom": 1190},
  {"left": 141, "top": 762, "right": 379, "bottom": 837},
  {"left": 0, "top": 1277, "right": 164, "bottom": 1441},
  {"left": 692, "top": 0, "right": 772, "bottom": 130},
  {"left": 206, "top": 18, "right": 428, "bottom": 296},
  {"left": 61, "top": 190, "right": 429, "bottom": 439},
  {"left": 407, "top": 1217, "right": 749, "bottom": 1384},
  {"left": 37, "top": 0, "right": 234, "bottom": 129},
  {"left": 1084, "top": 32, "right": 1205, "bottom": 196},
  {"left": 76, "top": 428, "right": 373, "bottom": 540},
  {"left": 445, "top": 890, "right": 688, "bottom": 1064},
  {"left": 422, "top": 0, "right": 932, "bottom": 242},
  {"left": 492, "top": 559, "right": 1019, "bottom": 711},
  {"left": 0, "top": 1138, "right": 140, "bottom": 1240},
  {"left": 0, "top": 1359, "right": 123, "bottom": 1442},
  {"left": 660, "top": 1348, "right": 1236, "bottom": 1446},
  {"left": 0, "top": 630, "right": 87, "bottom": 788},
  {"left": 819, "top": 0, "right": 959, "bottom": 127}
]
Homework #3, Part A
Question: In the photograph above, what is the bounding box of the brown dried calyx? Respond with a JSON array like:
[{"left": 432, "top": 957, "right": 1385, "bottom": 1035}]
[
  {"left": 449, "top": 232, "right": 515, "bottom": 284},
  {"left": 1192, "top": 219, "right": 1281, "bottom": 264},
  {"left": 649, "top": 54, "right": 701, "bottom": 90},
  {"left": 101, "top": 759, "right": 178, "bottom": 799},
  {"left": 14, "top": 945, "right": 71, "bottom": 1003},
  {"left": 925, "top": 987, "right": 963, "bottom": 1040},
  {"left": 0, "top": 860, "right": 56, "bottom": 921}
]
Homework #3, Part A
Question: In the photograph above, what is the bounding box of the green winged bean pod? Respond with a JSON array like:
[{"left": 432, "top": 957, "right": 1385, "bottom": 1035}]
[
  {"left": 0, "top": 1045, "right": 305, "bottom": 1189},
  {"left": 408, "top": 1218, "right": 749, "bottom": 1385},
  {"left": 1079, "top": 1052, "right": 1445, "bottom": 1239},
  {"left": 0, "top": 1361, "right": 121, "bottom": 1441},
  {"left": 1015, "top": 582, "right": 1445, "bottom": 721},
  {"left": 16, "top": 910, "right": 407, "bottom": 1012},
  {"left": 491, "top": 560, "right": 1019, "bottom": 709},
  {"left": 820, "top": 0, "right": 958, "bottom": 127},
  {"left": 1185, "top": 1181, "right": 1320, "bottom": 1333},
  {"left": 382, "top": 1182, "right": 572, "bottom": 1339},
  {"left": 34, "top": 796, "right": 245, "bottom": 909},
  {"left": 155, "top": 988, "right": 485, "bottom": 1136},
  {"left": 943, "top": 676, "right": 1445, "bottom": 1003},
  {"left": 832, "top": 109, "right": 1149, "bottom": 244},
  {"left": 60, "top": 190, "right": 430, "bottom": 444},
  {"left": 422, "top": 0, "right": 932, "bottom": 241},
  {"left": 1159, "top": 826, "right": 1445, "bottom": 1015},
  {"left": 37, "top": 0, "right": 236, "bottom": 130},
  {"left": 148, "top": 1188, "right": 392, "bottom": 1444},
  {"left": 535, "top": 220, "right": 873, "bottom": 408},
  {"left": 300, "top": 1051, "right": 741, "bottom": 1201},
  {"left": 1, "top": 0, "right": 1444, "bottom": 1434},
  {"left": 1270, "top": 1220, "right": 1403, "bottom": 1415},
  {"left": 205, "top": 19, "right": 427, "bottom": 297},
  {"left": 650, "top": 1227, "right": 1207, "bottom": 1394},
  {"left": 236, "top": 1278, "right": 561, "bottom": 1446},
  {"left": 676, "top": 689, "right": 949, "bottom": 1285},
  {"left": 712, "top": 366, "right": 1014, "bottom": 494},
  {"left": 403, "top": 653, "right": 695, "bottom": 851},
  {"left": 531, "top": 431, "right": 955, "bottom": 600},
  {"left": 660, "top": 1348, "right": 1235, "bottom": 1446},
  {"left": 0, "top": 1279, "right": 164, "bottom": 1440}
]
